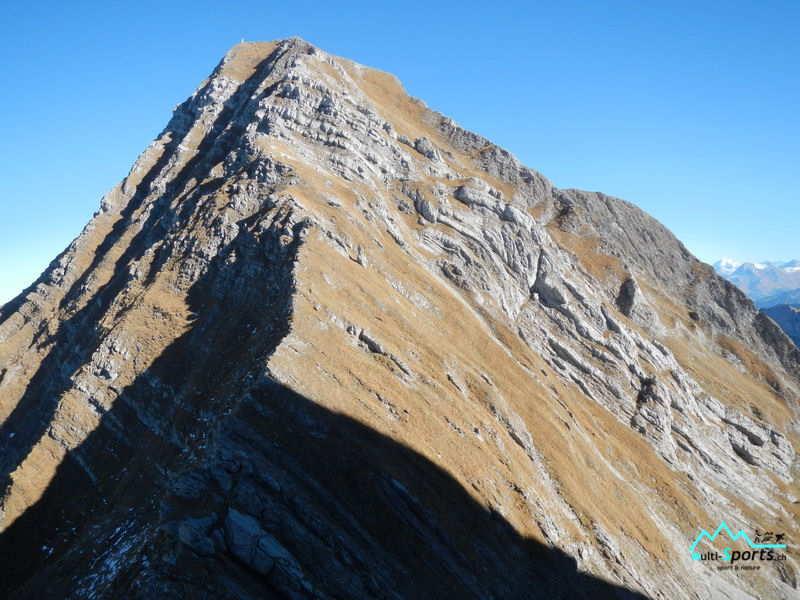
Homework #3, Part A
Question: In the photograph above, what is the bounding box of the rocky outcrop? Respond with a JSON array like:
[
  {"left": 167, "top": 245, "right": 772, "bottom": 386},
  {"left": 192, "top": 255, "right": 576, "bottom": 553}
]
[{"left": 0, "top": 38, "right": 798, "bottom": 600}]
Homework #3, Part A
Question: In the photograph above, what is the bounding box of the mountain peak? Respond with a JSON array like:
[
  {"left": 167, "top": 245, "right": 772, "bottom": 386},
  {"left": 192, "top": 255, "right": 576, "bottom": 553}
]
[
  {"left": 713, "top": 257, "right": 741, "bottom": 276},
  {"left": 1, "top": 41, "right": 798, "bottom": 600},
  {"left": 714, "top": 258, "right": 800, "bottom": 303}
]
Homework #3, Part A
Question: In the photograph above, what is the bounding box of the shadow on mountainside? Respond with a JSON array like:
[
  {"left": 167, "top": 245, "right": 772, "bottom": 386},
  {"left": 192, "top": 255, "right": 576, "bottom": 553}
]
[
  {"left": 0, "top": 41, "right": 299, "bottom": 499},
  {"left": 0, "top": 232, "right": 649, "bottom": 599},
  {"left": 1, "top": 39, "right": 648, "bottom": 597},
  {"left": 0, "top": 377, "right": 651, "bottom": 600}
]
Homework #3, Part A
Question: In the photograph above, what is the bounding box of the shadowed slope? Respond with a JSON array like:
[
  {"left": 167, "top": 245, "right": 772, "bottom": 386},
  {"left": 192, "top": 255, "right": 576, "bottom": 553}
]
[
  {"left": 1, "top": 38, "right": 798, "bottom": 600},
  {"left": 0, "top": 42, "right": 294, "bottom": 495},
  {"left": 0, "top": 374, "right": 649, "bottom": 600}
]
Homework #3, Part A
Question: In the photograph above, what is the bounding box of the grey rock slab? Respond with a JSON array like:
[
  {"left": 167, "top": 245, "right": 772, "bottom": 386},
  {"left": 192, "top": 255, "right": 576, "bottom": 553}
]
[
  {"left": 177, "top": 515, "right": 217, "bottom": 556},
  {"left": 224, "top": 509, "right": 304, "bottom": 581}
]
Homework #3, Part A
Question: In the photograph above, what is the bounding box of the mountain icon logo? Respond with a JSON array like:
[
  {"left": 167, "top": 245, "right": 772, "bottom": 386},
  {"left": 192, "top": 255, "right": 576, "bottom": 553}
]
[{"left": 689, "top": 522, "right": 787, "bottom": 552}]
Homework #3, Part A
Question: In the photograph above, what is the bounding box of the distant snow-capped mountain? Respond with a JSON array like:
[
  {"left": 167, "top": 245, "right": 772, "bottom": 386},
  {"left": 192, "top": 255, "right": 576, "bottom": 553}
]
[
  {"left": 712, "top": 258, "right": 800, "bottom": 304},
  {"left": 713, "top": 258, "right": 800, "bottom": 349},
  {"left": 713, "top": 257, "right": 741, "bottom": 277}
]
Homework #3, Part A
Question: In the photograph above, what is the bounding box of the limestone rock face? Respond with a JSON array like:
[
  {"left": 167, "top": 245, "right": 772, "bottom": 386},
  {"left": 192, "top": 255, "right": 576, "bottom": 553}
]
[{"left": 1, "top": 38, "right": 799, "bottom": 600}]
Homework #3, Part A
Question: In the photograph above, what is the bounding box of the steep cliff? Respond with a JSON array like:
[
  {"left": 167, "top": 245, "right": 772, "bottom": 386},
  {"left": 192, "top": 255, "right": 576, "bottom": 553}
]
[{"left": 1, "top": 38, "right": 798, "bottom": 599}]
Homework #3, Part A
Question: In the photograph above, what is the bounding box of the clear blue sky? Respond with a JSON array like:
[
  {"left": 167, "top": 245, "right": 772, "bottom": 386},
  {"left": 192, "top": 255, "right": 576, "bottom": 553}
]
[{"left": 1, "top": 1, "right": 798, "bottom": 304}]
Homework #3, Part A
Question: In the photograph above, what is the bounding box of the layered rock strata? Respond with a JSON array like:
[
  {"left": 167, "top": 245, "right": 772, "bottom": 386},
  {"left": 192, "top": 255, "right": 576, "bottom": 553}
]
[{"left": 1, "top": 38, "right": 798, "bottom": 599}]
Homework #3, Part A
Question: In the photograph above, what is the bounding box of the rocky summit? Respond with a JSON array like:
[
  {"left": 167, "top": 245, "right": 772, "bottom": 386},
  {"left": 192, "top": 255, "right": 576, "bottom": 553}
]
[{"left": 1, "top": 38, "right": 799, "bottom": 600}]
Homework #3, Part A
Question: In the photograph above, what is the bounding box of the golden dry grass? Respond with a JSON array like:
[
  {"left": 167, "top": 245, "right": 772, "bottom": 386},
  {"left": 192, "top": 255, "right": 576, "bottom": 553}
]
[{"left": 1, "top": 41, "right": 797, "bottom": 594}]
